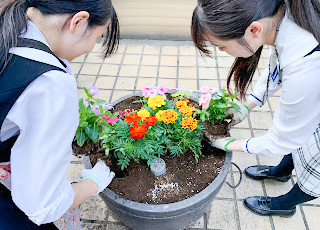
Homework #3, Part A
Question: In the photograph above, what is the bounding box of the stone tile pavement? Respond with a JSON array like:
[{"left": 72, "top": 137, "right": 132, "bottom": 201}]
[{"left": 67, "top": 39, "right": 320, "bottom": 230}]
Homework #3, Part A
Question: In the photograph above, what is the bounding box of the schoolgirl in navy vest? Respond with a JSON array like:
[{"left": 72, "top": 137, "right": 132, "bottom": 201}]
[
  {"left": 0, "top": 0, "right": 119, "bottom": 228},
  {"left": 192, "top": 0, "right": 320, "bottom": 217}
]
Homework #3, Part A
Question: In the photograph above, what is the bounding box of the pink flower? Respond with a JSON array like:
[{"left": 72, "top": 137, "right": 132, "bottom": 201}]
[
  {"left": 199, "top": 93, "right": 212, "bottom": 109},
  {"left": 87, "top": 86, "right": 99, "bottom": 96},
  {"left": 149, "top": 89, "right": 158, "bottom": 97},
  {"left": 107, "top": 117, "right": 119, "bottom": 124},
  {"left": 142, "top": 88, "right": 158, "bottom": 98},
  {"left": 172, "top": 98, "right": 178, "bottom": 102},
  {"left": 209, "top": 87, "right": 218, "bottom": 94},
  {"left": 157, "top": 85, "right": 168, "bottom": 95},
  {"left": 171, "top": 88, "right": 178, "bottom": 92},
  {"left": 142, "top": 88, "right": 151, "bottom": 98},
  {"left": 200, "top": 85, "right": 210, "bottom": 94},
  {"left": 118, "top": 110, "right": 127, "bottom": 117},
  {"left": 99, "top": 115, "right": 119, "bottom": 124}
]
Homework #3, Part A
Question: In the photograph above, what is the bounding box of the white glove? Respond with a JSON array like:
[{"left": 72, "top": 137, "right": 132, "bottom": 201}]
[
  {"left": 226, "top": 104, "right": 250, "bottom": 126},
  {"left": 81, "top": 159, "right": 115, "bottom": 195},
  {"left": 204, "top": 131, "right": 236, "bottom": 152}
]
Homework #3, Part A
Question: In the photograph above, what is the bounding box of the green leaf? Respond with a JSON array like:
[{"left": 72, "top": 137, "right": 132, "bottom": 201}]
[
  {"left": 92, "top": 99, "right": 106, "bottom": 104},
  {"left": 105, "top": 148, "right": 110, "bottom": 156},
  {"left": 79, "top": 121, "right": 88, "bottom": 128},
  {"left": 83, "top": 87, "right": 92, "bottom": 99},
  {"left": 76, "top": 130, "right": 88, "bottom": 146},
  {"left": 200, "top": 112, "right": 206, "bottom": 122},
  {"left": 85, "top": 124, "right": 99, "bottom": 142},
  {"left": 214, "top": 102, "right": 228, "bottom": 109},
  {"left": 79, "top": 98, "right": 86, "bottom": 110},
  {"left": 229, "top": 102, "right": 241, "bottom": 112}
]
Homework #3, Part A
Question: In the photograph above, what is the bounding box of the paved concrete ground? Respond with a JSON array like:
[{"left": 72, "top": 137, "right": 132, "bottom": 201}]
[{"left": 67, "top": 39, "right": 320, "bottom": 230}]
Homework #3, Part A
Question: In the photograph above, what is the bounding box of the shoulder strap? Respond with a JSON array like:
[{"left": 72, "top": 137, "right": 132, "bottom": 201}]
[
  {"left": 0, "top": 38, "right": 67, "bottom": 162},
  {"left": 17, "top": 38, "right": 67, "bottom": 69}
]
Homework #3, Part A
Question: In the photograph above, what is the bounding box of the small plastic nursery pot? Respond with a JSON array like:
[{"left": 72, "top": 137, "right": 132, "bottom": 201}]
[{"left": 83, "top": 92, "right": 233, "bottom": 230}]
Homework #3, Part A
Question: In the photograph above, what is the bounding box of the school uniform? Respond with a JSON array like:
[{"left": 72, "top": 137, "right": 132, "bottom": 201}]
[
  {"left": 242, "top": 12, "right": 320, "bottom": 197},
  {"left": 0, "top": 21, "right": 79, "bottom": 227}
]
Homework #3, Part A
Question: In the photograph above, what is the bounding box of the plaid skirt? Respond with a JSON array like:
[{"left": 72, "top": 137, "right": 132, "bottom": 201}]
[{"left": 293, "top": 123, "right": 320, "bottom": 197}]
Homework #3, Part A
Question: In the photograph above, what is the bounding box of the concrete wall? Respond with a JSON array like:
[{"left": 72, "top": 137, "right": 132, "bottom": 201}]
[{"left": 113, "top": 0, "right": 197, "bottom": 41}]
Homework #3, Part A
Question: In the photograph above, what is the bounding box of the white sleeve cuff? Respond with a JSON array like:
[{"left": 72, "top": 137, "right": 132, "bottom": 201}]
[
  {"left": 242, "top": 138, "right": 252, "bottom": 154},
  {"left": 28, "top": 182, "right": 75, "bottom": 225},
  {"left": 248, "top": 94, "right": 263, "bottom": 107}
]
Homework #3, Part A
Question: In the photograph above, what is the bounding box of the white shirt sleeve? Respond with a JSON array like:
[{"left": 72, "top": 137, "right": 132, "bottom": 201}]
[
  {"left": 243, "top": 52, "right": 320, "bottom": 157},
  {"left": 248, "top": 48, "right": 281, "bottom": 106},
  {"left": 7, "top": 70, "right": 79, "bottom": 225}
]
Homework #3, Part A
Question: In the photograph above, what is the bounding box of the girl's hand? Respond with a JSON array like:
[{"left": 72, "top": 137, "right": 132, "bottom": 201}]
[
  {"left": 227, "top": 104, "right": 250, "bottom": 126},
  {"left": 80, "top": 159, "right": 115, "bottom": 195}
]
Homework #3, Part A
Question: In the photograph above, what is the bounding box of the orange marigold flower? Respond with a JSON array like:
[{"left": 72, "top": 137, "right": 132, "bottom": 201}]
[
  {"left": 126, "top": 113, "right": 141, "bottom": 125},
  {"left": 181, "top": 117, "right": 198, "bottom": 132},
  {"left": 161, "top": 109, "right": 178, "bottom": 124},
  {"left": 179, "top": 105, "right": 193, "bottom": 116},
  {"left": 176, "top": 100, "right": 188, "bottom": 108},
  {"left": 130, "top": 124, "right": 147, "bottom": 140},
  {"left": 144, "top": 116, "right": 157, "bottom": 127},
  {"left": 137, "top": 109, "right": 150, "bottom": 121}
]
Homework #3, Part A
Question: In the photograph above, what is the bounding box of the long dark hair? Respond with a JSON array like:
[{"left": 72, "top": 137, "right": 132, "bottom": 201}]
[
  {"left": 0, "top": 0, "right": 119, "bottom": 73},
  {"left": 192, "top": 0, "right": 320, "bottom": 99}
]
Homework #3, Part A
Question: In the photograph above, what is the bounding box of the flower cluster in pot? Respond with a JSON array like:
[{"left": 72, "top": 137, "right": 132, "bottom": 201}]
[
  {"left": 75, "top": 85, "right": 240, "bottom": 170},
  {"left": 197, "top": 85, "right": 241, "bottom": 124},
  {"left": 99, "top": 86, "right": 203, "bottom": 170},
  {"left": 75, "top": 86, "right": 120, "bottom": 146}
]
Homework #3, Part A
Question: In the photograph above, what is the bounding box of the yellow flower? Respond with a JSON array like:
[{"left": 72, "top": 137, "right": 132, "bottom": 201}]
[
  {"left": 137, "top": 109, "right": 150, "bottom": 121},
  {"left": 176, "top": 100, "right": 187, "bottom": 108},
  {"left": 161, "top": 109, "right": 178, "bottom": 124},
  {"left": 155, "top": 110, "right": 165, "bottom": 121},
  {"left": 147, "top": 95, "right": 166, "bottom": 110},
  {"left": 179, "top": 105, "right": 193, "bottom": 116},
  {"left": 181, "top": 117, "right": 197, "bottom": 132}
]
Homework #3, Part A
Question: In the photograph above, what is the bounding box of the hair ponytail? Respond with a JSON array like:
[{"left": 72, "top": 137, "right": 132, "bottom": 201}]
[
  {"left": 0, "top": 0, "right": 29, "bottom": 73},
  {"left": 229, "top": 47, "right": 263, "bottom": 100},
  {"left": 287, "top": 0, "right": 320, "bottom": 43}
]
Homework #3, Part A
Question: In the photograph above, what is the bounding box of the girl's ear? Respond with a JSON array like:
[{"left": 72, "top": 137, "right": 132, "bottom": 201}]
[
  {"left": 246, "top": 21, "right": 264, "bottom": 39},
  {"left": 69, "top": 11, "right": 90, "bottom": 33}
]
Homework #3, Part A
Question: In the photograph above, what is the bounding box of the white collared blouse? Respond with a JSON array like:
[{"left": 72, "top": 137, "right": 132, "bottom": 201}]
[
  {"left": 243, "top": 12, "right": 320, "bottom": 157},
  {"left": 0, "top": 21, "right": 78, "bottom": 225}
]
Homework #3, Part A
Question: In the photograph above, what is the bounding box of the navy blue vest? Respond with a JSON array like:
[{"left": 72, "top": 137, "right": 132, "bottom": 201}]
[{"left": 0, "top": 38, "right": 66, "bottom": 162}]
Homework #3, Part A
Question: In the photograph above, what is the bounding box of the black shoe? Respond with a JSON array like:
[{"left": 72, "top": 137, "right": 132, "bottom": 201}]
[
  {"left": 244, "top": 165, "right": 291, "bottom": 182},
  {"left": 244, "top": 196, "right": 296, "bottom": 217}
]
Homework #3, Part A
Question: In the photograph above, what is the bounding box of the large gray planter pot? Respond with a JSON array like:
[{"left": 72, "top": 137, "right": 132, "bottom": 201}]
[{"left": 83, "top": 92, "right": 233, "bottom": 230}]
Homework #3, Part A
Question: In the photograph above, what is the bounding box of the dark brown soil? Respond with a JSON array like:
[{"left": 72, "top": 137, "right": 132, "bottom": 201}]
[
  {"left": 72, "top": 95, "right": 229, "bottom": 204},
  {"left": 113, "top": 96, "right": 144, "bottom": 112},
  {"left": 204, "top": 121, "right": 230, "bottom": 137},
  {"left": 73, "top": 140, "right": 225, "bottom": 204}
]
